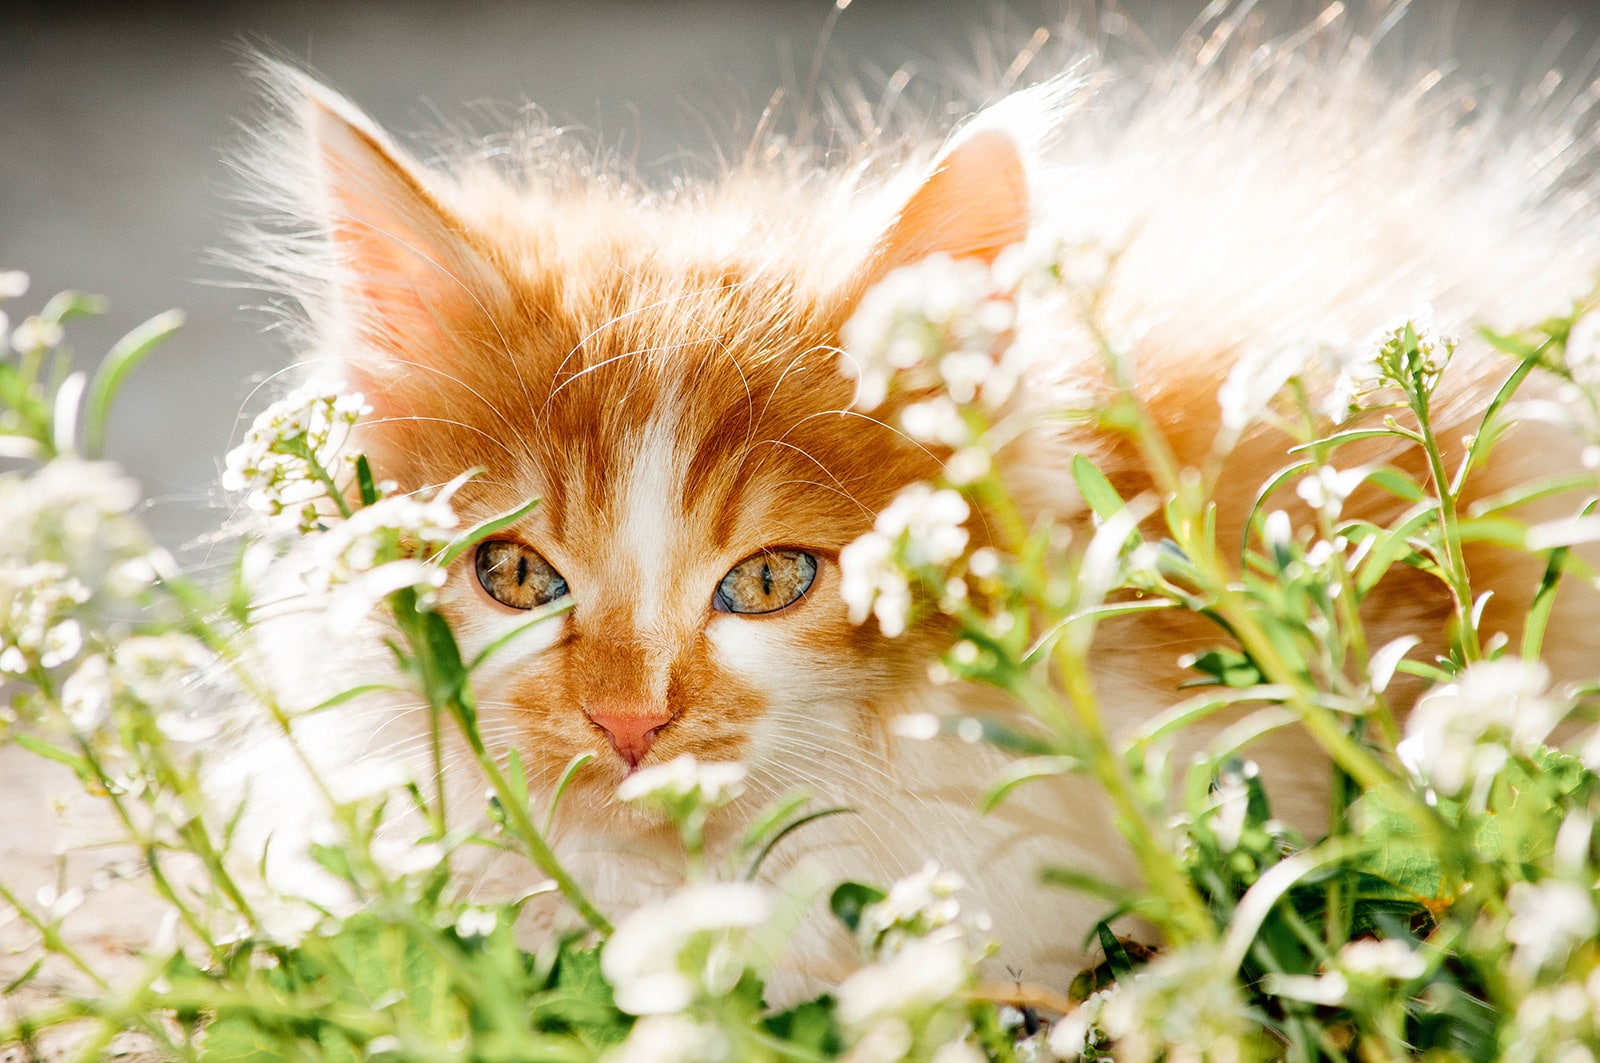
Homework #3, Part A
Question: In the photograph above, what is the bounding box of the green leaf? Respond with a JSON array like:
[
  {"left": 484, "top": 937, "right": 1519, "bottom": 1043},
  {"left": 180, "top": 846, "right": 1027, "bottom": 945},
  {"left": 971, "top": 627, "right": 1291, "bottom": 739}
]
[
  {"left": 1072, "top": 454, "right": 1127, "bottom": 520},
  {"left": 1365, "top": 466, "right": 1425, "bottom": 503},
  {"left": 12, "top": 735, "right": 92, "bottom": 781},
  {"left": 979, "top": 755, "right": 1078, "bottom": 814},
  {"left": 84, "top": 308, "right": 182, "bottom": 457},
  {"left": 1459, "top": 355, "right": 1539, "bottom": 485},
  {"left": 763, "top": 995, "right": 843, "bottom": 1059},
  {"left": 1286, "top": 429, "right": 1400, "bottom": 455},
  {"left": 536, "top": 942, "right": 631, "bottom": 1048},
  {"left": 739, "top": 791, "right": 816, "bottom": 860},
  {"left": 1355, "top": 505, "right": 1439, "bottom": 595},
  {"left": 39, "top": 290, "right": 107, "bottom": 325},
  {"left": 1242, "top": 459, "right": 1314, "bottom": 556},
  {"left": 1038, "top": 865, "right": 1135, "bottom": 904},
  {"left": 742, "top": 805, "right": 853, "bottom": 881},
  {"left": 1181, "top": 647, "right": 1265, "bottom": 689},
  {"left": 356, "top": 454, "right": 379, "bottom": 506},
  {"left": 1454, "top": 515, "right": 1527, "bottom": 550},
  {"left": 543, "top": 750, "right": 592, "bottom": 835},
  {"left": 298, "top": 683, "right": 395, "bottom": 718},
  {"left": 1096, "top": 922, "right": 1136, "bottom": 978},
  {"left": 829, "top": 882, "right": 886, "bottom": 933},
  {"left": 438, "top": 494, "right": 542, "bottom": 567}
]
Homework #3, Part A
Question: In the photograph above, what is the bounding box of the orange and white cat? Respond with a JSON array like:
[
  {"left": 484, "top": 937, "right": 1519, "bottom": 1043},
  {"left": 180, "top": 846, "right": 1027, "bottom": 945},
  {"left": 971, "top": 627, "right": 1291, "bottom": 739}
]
[{"left": 226, "top": 9, "right": 1600, "bottom": 998}]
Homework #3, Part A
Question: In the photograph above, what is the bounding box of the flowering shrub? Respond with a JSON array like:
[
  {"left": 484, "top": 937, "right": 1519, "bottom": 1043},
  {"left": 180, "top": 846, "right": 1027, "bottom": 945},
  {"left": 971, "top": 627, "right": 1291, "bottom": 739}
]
[{"left": 4, "top": 241, "right": 1600, "bottom": 1063}]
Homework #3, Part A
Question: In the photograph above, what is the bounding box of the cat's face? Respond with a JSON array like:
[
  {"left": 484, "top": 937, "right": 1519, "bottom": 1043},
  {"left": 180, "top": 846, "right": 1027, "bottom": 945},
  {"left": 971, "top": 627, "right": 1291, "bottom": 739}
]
[
  {"left": 371, "top": 253, "right": 943, "bottom": 815},
  {"left": 272, "top": 72, "right": 1030, "bottom": 821}
]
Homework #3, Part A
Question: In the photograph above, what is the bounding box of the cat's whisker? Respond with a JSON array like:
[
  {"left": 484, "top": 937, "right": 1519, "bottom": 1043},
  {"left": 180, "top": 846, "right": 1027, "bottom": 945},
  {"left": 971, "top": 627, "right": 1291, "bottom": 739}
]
[
  {"left": 743, "top": 438, "right": 875, "bottom": 517},
  {"left": 363, "top": 415, "right": 521, "bottom": 462},
  {"left": 368, "top": 356, "right": 526, "bottom": 441}
]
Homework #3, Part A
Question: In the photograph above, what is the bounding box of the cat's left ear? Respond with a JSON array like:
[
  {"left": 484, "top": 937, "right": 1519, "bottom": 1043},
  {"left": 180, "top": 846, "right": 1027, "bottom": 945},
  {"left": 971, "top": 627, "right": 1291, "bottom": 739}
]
[
  {"left": 275, "top": 66, "right": 510, "bottom": 394},
  {"left": 857, "top": 120, "right": 1033, "bottom": 290}
]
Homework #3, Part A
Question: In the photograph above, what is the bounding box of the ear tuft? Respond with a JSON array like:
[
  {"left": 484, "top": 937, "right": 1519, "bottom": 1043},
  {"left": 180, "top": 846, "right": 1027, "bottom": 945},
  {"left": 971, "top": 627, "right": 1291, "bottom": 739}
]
[{"left": 864, "top": 125, "right": 1033, "bottom": 288}]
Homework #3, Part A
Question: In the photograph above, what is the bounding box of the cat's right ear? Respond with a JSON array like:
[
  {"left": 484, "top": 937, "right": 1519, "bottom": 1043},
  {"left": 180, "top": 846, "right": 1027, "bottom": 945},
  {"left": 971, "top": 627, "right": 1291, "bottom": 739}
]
[
  {"left": 851, "top": 124, "right": 1033, "bottom": 299},
  {"left": 264, "top": 65, "right": 509, "bottom": 403}
]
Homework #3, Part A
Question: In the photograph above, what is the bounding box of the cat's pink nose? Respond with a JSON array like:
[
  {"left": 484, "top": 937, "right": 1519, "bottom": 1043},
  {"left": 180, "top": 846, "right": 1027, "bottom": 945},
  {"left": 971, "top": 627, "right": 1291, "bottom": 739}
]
[{"left": 587, "top": 708, "right": 674, "bottom": 768}]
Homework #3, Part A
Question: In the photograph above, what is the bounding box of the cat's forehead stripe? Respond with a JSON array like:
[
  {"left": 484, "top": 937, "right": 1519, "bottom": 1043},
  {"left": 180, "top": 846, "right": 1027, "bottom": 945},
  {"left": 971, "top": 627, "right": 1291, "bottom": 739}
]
[{"left": 619, "top": 403, "right": 686, "bottom": 632}]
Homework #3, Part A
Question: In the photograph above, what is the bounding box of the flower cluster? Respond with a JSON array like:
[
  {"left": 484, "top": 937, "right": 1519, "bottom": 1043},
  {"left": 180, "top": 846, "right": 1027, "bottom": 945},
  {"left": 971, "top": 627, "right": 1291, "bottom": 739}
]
[
  {"left": 841, "top": 254, "right": 1019, "bottom": 415},
  {"left": 832, "top": 863, "right": 992, "bottom": 1062},
  {"left": 1505, "top": 969, "right": 1600, "bottom": 1061},
  {"left": 0, "top": 561, "right": 87, "bottom": 675},
  {"left": 284, "top": 487, "right": 461, "bottom": 628},
  {"left": 605, "top": 1013, "right": 731, "bottom": 1063},
  {"left": 59, "top": 633, "right": 214, "bottom": 742},
  {"left": 615, "top": 754, "right": 748, "bottom": 816},
  {"left": 222, "top": 383, "right": 372, "bottom": 531},
  {"left": 0, "top": 459, "right": 166, "bottom": 690},
  {"left": 834, "top": 933, "right": 976, "bottom": 1060},
  {"left": 839, "top": 485, "right": 971, "bottom": 638},
  {"left": 1048, "top": 984, "right": 1119, "bottom": 1061},
  {"left": 1396, "top": 657, "right": 1569, "bottom": 803},
  {"left": 599, "top": 880, "right": 773, "bottom": 1015},
  {"left": 1063, "top": 946, "right": 1250, "bottom": 1063},
  {"left": 854, "top": 861, "right": 971, "bottom": 960},
  {"left": 1505, "top": 878, "right": 1598, "bottom": 982}
]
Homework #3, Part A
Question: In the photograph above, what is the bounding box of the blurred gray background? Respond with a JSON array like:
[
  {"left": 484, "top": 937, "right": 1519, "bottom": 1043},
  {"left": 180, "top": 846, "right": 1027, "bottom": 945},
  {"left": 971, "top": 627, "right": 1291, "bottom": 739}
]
[{"left": 4, "top": 0, "right": 1599, "bottom": 550}]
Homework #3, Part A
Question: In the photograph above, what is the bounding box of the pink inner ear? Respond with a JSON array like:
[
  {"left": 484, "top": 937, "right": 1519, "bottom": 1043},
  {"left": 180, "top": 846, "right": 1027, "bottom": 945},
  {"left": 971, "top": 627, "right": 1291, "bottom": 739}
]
[
  {"left": 304, "top": 90, "right": 493, "bottom": 375},
  {"left": 868, "top": 127, "right": 1033, "bottom": 285}
]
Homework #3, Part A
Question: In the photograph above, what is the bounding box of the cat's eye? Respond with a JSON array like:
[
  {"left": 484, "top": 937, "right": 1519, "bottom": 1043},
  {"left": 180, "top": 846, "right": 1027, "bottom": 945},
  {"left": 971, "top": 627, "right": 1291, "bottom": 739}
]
[
  {"left": 714, "top": 549, "right": 817, "bottom": 615},
  {"left": 474, "top": 540, "right": 569, "bottom": 610}
]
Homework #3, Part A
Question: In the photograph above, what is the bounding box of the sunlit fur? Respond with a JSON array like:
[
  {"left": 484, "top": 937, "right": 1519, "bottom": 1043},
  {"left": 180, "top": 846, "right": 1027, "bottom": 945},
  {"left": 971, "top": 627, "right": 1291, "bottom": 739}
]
[{"left": 225, "top": 7, "right": 1600, "bottom": 999}]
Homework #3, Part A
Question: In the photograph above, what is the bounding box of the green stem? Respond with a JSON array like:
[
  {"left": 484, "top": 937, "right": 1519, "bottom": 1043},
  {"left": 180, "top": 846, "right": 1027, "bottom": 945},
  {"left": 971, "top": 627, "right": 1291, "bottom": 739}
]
[
  {"left": 0, "top": 879, "right": 110, "bottom": 991},
  {"left": 1411, "top": 395, "right": 1480, "bottom": 663}
]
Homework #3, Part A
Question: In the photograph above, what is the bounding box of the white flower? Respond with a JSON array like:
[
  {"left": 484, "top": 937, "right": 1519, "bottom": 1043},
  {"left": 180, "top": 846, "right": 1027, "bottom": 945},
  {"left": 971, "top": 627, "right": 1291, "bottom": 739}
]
[
  {"left": 11, "top": 315, "right": 64, "bottom": 352},
  {"left": 857, "top": 861, "right": 967, "bottom": 958},
  {"left": 1264, "top": 970, "right": 1349, "bottom": 1007},
  {"left": 616, "top": 754, "right": 747, "bottom": 811},
  {"left": 61, "top": 653, "right": 114, "bottom": 732},
  {"left": 899, "top": 397, "right": 970, "bottom": 447},
  {"left": 1218, "top": 341, "right": 1316, "bottom": 432},
  {"left": 600, "top": 881, "right": 773, "bottom": 1015},
  {"left": 943, "top": 447, "right": 991, "bottom": 486},
  {"left": 836, "top": 931, "right": 972, "bottom": 1031},
  {"left": 1049, "top": 985, "right": 1118, "bottom": 1061},
  {"left": 1296, "top": 465, "right": 1368, "bottom": 518},
  {"left": 1209, "top": 763, "right": 1255, "bottom": 852},
  {"left": 0, "top": 560, "right": 90, "bottom": 673},
  {"left": 840, "top": 254, "right": 1017, "bottom": 413},
  {"left": 844, "top": 1018, "right": 914, "bottom": 1063},
  {"left": 0, "top": 459, "right": 142, "bottom": 559},
  {"left": 453, "top": 907, "right": 498, "bottom": 938},
  {"left": 223, "top": 383, "right": 373, "bottom": 528},
  {"left": 605, "top": 1014, "right": 729, "bottom": 1063},
  {"left": 0, "top": 270, "right": 28, "bottom": 299},
  {"left": 876, "top": 485, "right": 970, "bottom": 568},
  {"left": 1564, "top": 311, "right": 1600, "bottom": 392},
  {"left": 1317, "top": 334, "right": 1389, "bottom": 423},
  {"left": 1397, "top": 657, "right": 1567, "bottom": 800},
  {"left": 1094, "top": 945, "right": 1248, "bottom": 1062},
  {"left": 1505, "top": 879, "right": 1598, "bottom": 979},
  {"left": 295, "top": 489, "right": 458, "bottom": 610},
  {"left": 839, "top": 531, "right": 911, "bottom": 637},
  {"left": 929, "top": 1037, "right": 986, "bottom": 1063},
  {"left": 1335, "top": 937, "right": 1426, "bottom": 981}
]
